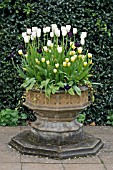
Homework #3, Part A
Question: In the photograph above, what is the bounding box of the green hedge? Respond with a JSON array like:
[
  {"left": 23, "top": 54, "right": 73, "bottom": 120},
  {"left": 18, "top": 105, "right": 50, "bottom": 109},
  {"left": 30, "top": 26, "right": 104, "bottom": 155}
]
[{"left": 0, "top": 0, "right": 113, "bottom": 125}]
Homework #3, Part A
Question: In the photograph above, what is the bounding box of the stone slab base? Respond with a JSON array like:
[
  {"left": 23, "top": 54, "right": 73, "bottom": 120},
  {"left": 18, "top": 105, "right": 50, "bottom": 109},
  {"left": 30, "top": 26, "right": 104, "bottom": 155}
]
[{"left": 9, "top": 130, "right": 103, "bottom": 159}]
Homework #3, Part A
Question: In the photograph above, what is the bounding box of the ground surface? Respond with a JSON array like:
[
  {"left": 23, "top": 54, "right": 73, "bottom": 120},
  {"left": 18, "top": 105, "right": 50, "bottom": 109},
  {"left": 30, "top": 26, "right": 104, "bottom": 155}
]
[{"left": 0, "top": 126, "right": 113, "bottom": 170}]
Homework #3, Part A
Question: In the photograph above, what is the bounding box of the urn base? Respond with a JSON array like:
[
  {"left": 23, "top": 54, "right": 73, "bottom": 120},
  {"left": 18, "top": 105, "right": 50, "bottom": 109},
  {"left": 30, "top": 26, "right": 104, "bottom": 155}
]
[{"left": 9, "top": 130, "right": 103, "bottom": 159}]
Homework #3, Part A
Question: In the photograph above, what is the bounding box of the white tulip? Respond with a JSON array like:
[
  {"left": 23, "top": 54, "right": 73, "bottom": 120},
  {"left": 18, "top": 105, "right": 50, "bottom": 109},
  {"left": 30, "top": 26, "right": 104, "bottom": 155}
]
[
  {"left": 24, "top": 36, "right": 30, "bottom": 43},
  {"left": 46, "top": 26, "right": 50, "bottom": 33},
  {"left": 43, "top": 46, "right": 48, "bottom": 52},
  {"left": 73, "top": 28, "right": 77, "bottom": 34},
  {"left": 32, "top": 27, "right": 37, "bottom": 32},
  {"left": 55, "top": 28, "right": 60, "bottom": 37},
  {"left": 37, "top": 28, "right": 41, "bottom": 37},
  {"left": 50, "top": 32, "right": 54, "bottom": 37},
  {"left": 81, "top": 32, "right": 87, "bottom": 38},
  {"left": 61, "top": 26, "right": 66, "bottom": 31},
  {"left": 32, "top": 32, "right": 37, "bottom": 38},
  {"left": 57, "top": 46, "right": 62, "bottom": 53},
  {"left": 47, "top": 40, "right": 52, "bottom": 47},
  {"left": 51, "top": 24, "right": 57, "bottom": 32},
  {"left": 43, "top": 27, "right": 47, "bottom": 34},
  {"left": 50, "top": 43, "right": 53, "bottom": 48},
  {"left": 80, "top": 38, "right": 85, "bottom": 45},
  {"left": 22, "top": 32, "right": 27, "bottom": 38},
  {"left": 66, "top": 25, "right": 71, "bottom": 32},
  {"left": 31, "top": 34, "right": 34, "bottom": 40},
  {"left": 62, "top": 29, "right": 67, "bottom": 36},
  {"left": 27, "top": 28, "right": 31, "bottom": 34}
]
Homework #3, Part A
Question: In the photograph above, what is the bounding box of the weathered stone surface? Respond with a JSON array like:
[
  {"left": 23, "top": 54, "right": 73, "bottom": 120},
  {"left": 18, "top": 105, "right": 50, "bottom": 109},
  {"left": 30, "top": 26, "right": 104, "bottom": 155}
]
[
  {"left": 63, "top": 164, "right": 106, "bottom": 170},
  {"left": 98, "top": 152, "right": 113, "bottom": 164},
  {"left": 61, "top": 155, "right": 101, "bottom": 164},
  {"left": 0, "top": 150, "right": 20, "bottom": 163},
  {"left": 0, "top": 163, "right": 21, "bottom": 170},
  {"left": 104, "top": 164, "right": 113, "bottom": 170},
  {"left": 9, "top": 130, "right": 103, "bottom": 159},
  {"left": 22, "top": 163, "right": 63, "bottom": 170}
]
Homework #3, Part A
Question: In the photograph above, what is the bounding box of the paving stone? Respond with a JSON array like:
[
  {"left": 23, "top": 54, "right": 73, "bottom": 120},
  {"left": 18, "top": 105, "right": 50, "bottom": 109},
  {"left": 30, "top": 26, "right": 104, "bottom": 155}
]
[
  {"left": 0, "top": 150, "right": 20, "bottom": 163},
  {"left": 0, "top": 140, "right": 12, "bottom": 151},
  {"left": 22, "top": 163, "right": 63, "bottom": 170},
  {"left": 0, "top": 163, "right": 21, "bottom": 170},
  {"left": 0, "top": 126, "right": 21, "bottom": 133},
  {"left": 84, "top": 126, "right": 113, "bottom": 134},
  {"left": 100, "top": 141, "right": 113, "bottom": 152},
  {"left": 98, "top": 152, "right": 113, "bottom": 164},
  {"left": 21, "top": 155, "right": 62, "bottom": 164},
  {"left": 94, "top": 134, "right": 113, "bottom": 142},
  {"left": 63, "top": 164, "right": 106, "bottom": 170},
  {"left": 61, "top": 155, "right": 101, "bottom": 164},
  {"left": 105, "top": 164, "right": 113, "bottom": 170}
]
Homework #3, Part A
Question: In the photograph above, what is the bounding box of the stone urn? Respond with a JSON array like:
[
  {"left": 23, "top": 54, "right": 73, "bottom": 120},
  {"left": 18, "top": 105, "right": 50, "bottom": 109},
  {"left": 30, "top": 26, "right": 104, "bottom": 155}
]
[{"left": 9, "top": 86, "right": 103, "bottom": 159}]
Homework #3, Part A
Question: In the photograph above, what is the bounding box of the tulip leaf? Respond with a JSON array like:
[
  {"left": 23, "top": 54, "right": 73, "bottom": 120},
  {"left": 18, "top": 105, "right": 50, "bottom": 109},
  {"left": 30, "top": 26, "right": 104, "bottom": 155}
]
[
  {"left": 73, "top": 85, "right": 81, "bottom": 96},
  {"left": 68, "top": 88, "right": 75, "bottom": 95}
]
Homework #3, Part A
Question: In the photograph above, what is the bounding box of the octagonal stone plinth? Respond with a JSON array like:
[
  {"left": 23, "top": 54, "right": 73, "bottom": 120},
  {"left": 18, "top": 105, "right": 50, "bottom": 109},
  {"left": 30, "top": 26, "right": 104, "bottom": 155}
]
[{"left": 9, "top": 130, "right": 103, "bottom": 159}]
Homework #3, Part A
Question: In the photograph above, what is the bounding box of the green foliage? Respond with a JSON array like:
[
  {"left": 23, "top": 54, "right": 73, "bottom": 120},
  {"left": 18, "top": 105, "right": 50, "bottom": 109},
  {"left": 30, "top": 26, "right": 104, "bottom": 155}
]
[
  {"left": 77, "top": 114, "right": 86, "bottom": 124},
  {"left": 107, "top": 110, "right": 113, "bottom": 126},
  {"left": 0, "top": 0, "right": 113, "bottom": 125},
  {"left": 0, "top": 109, "right": 27, "bottom": 126}
]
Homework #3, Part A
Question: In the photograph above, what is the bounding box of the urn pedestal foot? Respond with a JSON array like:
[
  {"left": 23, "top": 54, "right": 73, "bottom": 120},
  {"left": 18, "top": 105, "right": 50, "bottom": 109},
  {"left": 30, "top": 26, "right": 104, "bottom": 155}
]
[{"left": 9, "top": 129, "right": 103, "bottom": 159}]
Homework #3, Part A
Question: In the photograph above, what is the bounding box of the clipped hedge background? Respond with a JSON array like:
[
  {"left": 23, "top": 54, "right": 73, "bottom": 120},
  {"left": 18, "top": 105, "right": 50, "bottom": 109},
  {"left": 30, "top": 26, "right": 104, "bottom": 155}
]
[{"left": 0, "top": 0, "right": 113, "bottom": 125}]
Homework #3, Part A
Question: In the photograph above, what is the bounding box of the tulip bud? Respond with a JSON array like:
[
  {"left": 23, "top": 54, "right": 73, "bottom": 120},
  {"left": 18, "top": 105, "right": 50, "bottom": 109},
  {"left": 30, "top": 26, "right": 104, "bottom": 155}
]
[
  {"left": 77, "top": 47, "right": 83, "bottom": 54},
  {"left": 65, "top": 58, "right": 69, "bottom": 62},
  {"left": 37, "top": 28, "right": 41, "bottom": 37},
  {"left": 67, "top": 62, "right": 71, "bottom": 67},
  {"left": 71, "top": 56, "right": 75, "bottom": 62},
  {"left": 22, "top": 32, "right": 27, "bottom": 38},
  {"left": 24, "top": 36, "right": 30, "bottom": 43},
  {"left": 32, "top": 27, "right": 37, "bottom": 32},
  {"left": 66, "top": 25, "right": 71, "bottom": 32},
  {"left": 53, "top": 68, "right": 57, "bottom": 73},
  {"left": 57, "top": 46, "right": 62, "bottom": 53},
  {"left": 46, "top": 60, "right": 50, "bottom": 65},
  {"left": 51, "top": 24, "right": 57, "bottom": 32},
  {"left": 47, "top": 40, "right": 52, "bottom": 47},
  {"left": 83, "top": 62, "right": 87, "bottom": 66},
  {"left": 73, "top": 28, "right": 77, "bottom": 34},
  {"left": 18, "top": 50, "right": 23, "bottom": 55},
  {"left": 27, "top": 28, "right": 31, "bottom": 34},
  {"left": 63, "top": 62, "right": 67, "bottom": 67},
  {"left": 80, "top": 38, "right": 85, "bottom": 45},
  {"left": 55, "top": 63, "right": 59, "bottom": 68},
  {"left": 55, "top": 28, "right": 60, "bottom": 37},
  {"left": 43, "top": 46, "right": 48, "bottom": 52},
  {"left": 81, "top": 32, "right": 87, "bottom": 39},
  {"left": 50, "top": 32, "right": 54, "bottom": 38},
  {"left": 88, "top": 53, "right": 92, "bottom": 58},
  {"left": 62, "top": 29, "right": 67, "bottom": 36},
  {"left": 41, "top": 57, "right": 45, "bottom": 62}
]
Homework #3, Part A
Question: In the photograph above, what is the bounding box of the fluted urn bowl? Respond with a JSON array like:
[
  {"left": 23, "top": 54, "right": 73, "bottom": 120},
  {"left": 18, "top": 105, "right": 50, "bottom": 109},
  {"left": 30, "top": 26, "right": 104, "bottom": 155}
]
[{"left": 9, "top": 86, "right": 103, "bottom": 159}]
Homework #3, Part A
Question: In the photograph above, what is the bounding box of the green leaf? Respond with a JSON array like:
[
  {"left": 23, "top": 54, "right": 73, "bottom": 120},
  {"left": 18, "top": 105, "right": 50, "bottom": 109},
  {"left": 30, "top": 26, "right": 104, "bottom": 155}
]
[
  {"left": 40, "top": 79, "right": 50, "bottom": 89},
  {"left": 68, "top": 88, "right": 75, "bottom": 95},
  {"left": 57, "top": 81, "right": 64, "bottom": 88},
  {"left": 21, "top": 78, "right": 36, "bottom": 90},
  {"left": 73, "top": 86, "right": 81, "bottom": 96},
  {"left": 52, "top": 86, "right": 60, "bottom": 94}
]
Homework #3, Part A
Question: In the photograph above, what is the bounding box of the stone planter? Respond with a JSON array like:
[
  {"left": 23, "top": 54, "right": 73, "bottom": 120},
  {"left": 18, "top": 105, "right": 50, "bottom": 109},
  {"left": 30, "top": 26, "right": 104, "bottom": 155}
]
[{"left": 9, "top": 87, "right": 103, "bottom": 159}]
